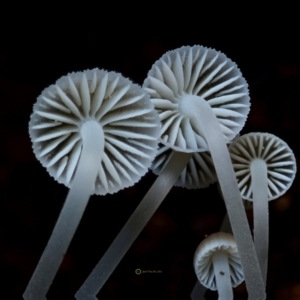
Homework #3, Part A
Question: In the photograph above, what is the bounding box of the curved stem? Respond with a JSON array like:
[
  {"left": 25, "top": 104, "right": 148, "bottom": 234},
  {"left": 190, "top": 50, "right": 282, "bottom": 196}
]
[
  {"left": 75, "top": 151, "right": 192, "bottom": 300},
  {"left": 24, "top": 120, "right": 104, "bottom": 300},
  {"left": 212, "top": 252, "right": 233, "bottom": 300},
  {"left": 250, "top": 159, "right": 269, "bottom": 286},
  {"left": 182, "top": 95, "right": 265, "bottom": 300}
]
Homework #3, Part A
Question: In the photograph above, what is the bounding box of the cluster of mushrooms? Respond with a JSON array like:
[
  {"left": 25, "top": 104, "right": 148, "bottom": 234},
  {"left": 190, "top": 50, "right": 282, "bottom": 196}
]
[{"left": 25, "top": 45, "right": 296, "bottom": 300}]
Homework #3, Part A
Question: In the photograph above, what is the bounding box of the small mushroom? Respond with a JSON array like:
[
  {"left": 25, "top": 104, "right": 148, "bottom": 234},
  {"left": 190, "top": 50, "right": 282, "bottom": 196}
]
[
  {"left": 229, "top": 132, "right": 296, "bottom": 284},
  {"left": 194, "top": 232, "right": 244, "bottom": 300},
  {"left": 151, "top": 143, "right": 217, "bottom": 189},
  {"left": 191, "top": 208, "right": 252, "bottom": 300},
  {"left": 24, "top": 69, "right": 160, "bottom": 300}
]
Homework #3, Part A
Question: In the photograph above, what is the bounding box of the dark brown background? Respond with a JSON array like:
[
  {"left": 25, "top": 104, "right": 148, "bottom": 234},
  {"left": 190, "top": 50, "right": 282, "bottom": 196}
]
[{"left": 1, "top": 4, "right": 299, "bottom": 299}]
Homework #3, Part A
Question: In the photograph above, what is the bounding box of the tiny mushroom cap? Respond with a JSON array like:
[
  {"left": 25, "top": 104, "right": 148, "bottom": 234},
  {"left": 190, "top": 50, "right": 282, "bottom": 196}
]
[
  {"left": 143, "top": 45, "right": 250, "bottom": 153},
  {"left": 194, "top": 232, "right": 244, "bottom": 291},
  {"left": 151, "top": 143, "right": 217, "bottom": 189},
  {"left": 229, "top": 132, "right": 297, "bottom": 201},
  {"left": 29, "top": 68, "right": 161, "bottom": 195}
]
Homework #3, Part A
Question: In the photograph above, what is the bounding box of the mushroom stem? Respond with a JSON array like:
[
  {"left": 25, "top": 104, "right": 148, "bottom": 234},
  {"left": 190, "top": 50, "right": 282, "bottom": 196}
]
[
  {"left": 212, "top": 251, "right": 233, "bottom": 300},
  {"left": 250, "top": 159, "right": 269, "bottom": 285},
  {"left": 181, "top": 95, "right": 265, "bottom": 300},
  {"left": 220, "top": 212, "right": 232, "bottom": 233},
  {"left": 75, "top": 150, "right": 192, "bottom": 300},
  {"left": 24, "top": 120, "right": 104, "bottom": 300}
]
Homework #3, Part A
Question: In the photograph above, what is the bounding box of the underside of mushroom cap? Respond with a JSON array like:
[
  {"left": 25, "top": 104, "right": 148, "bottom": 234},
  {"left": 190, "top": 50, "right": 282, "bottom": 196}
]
[
  {"left": 194, "top": 232, "right": 244, "bottom": 290},
  {"left": 151, "top": 143, "right": 217, "bottom": 189},
  {"left": 229, "top": 132, "right": 297, "bottom": 201},
  {"left": 143, "top": 45, "right": 250, "bottom": 153},
  {"left": 29, "top": 69, "right": 161, "bottom": 195}
]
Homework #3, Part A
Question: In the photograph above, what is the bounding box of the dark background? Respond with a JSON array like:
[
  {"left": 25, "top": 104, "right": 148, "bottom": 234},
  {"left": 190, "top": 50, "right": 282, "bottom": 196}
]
[{"left": 1, "top": 4, "right": 300, "bottom": 299}]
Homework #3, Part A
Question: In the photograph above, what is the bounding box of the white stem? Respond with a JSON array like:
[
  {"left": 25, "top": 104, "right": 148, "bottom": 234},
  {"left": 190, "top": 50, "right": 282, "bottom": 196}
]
[
  {"left": 75, "top": 151, "right": 192, "bottom": 300},
  {"left": 212, "top": 252, "right": 233, "bottom": 300},
  {"left": 23, "top": 120, "right": 104, "bottom": 300},
  {"left": 220, "top": 212, "right": 232, "bottom": 233},
  {"left": 181, "top": 95, "right": 265, "bottom": 300},
  {"left": 250, "top": 159, "right": 269, "bottom": 286}
]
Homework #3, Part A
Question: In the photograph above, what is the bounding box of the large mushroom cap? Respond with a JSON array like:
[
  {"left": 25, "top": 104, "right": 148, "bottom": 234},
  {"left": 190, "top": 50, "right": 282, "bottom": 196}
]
[
  {"left": 229, "top": 132, "right": 297, "bottom": 201},
  {"left": 143, "top": 45, "right": 250, "bottom": 153},
  {"left": 151, "top": 143, "right": 217, "bottom": 189},
  {"left": 29, "top": 68, "right": 161, "bottom": 195},
  {"left": 194, "top": 232, "right": 244, "bottom": 291}
]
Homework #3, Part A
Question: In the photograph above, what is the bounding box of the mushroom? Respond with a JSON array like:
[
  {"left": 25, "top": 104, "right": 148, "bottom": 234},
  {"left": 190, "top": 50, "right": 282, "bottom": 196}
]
[
  {"left": 24, "top": 69, "right": 160, "bottom": 300},
  {"left": 76, "top": 45, "right": 265, "bottom": 300},
  {"left": 151, "top": 143, "right": 217, "bottom": 189},
  {"left": 191, "top": 195, "right": 252, "bottom": 300},
  {"left": 142, "top": 45, "right": 265, "bottom": 298},
  {"left": 228, "top": 132, "right": 296, "bottom": 284},
  {"left": 194, "top": 232, "right": 244, "bottom": 300}
]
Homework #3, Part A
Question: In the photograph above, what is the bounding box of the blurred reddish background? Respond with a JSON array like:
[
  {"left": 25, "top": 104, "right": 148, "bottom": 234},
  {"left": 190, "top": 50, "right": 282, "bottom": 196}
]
[{"left": 1, "top": 4, "right": 300, "bottom": 300}]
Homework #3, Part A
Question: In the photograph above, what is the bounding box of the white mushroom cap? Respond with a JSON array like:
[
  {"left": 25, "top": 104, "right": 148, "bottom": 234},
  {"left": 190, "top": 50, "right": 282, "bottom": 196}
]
[
  {"left": 194, "top": 232, "right": 244, "bottom": 291},
  {"left": 151, "top": 143, "right": 217, "bottom": 189},
  {"left": 143, "top": 45, "right": 250, "bottom": 153},
  {"left": 29, "top": 68, "right": 161, "bottom": 195},
  {"left": 229, "top": 132, "right": 297, "bottom": 201}
]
